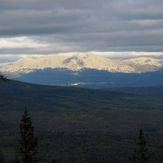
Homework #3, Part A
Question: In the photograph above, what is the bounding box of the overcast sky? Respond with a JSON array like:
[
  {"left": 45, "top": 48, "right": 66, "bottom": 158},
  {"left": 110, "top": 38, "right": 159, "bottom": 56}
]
[{"left": 0, "top": 0, "right": 163, "bottom": 63}]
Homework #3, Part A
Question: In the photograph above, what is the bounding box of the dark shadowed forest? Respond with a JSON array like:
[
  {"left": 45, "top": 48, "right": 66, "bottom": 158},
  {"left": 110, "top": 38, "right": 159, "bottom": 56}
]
[{"left": 0, "top": 76, "right": 163, "bottom": 163}]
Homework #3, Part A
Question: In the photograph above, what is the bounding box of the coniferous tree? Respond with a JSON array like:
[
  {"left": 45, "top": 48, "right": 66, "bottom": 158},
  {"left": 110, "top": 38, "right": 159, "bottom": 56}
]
[
  {"left": 0, "top": 74, "right": 7, "bottom": 82},
  {"left": 129, "top": 128, "right": 151, "bottom": 163},
  {"left": 19, "top": 110, "right": 38, "bottom": 163}
]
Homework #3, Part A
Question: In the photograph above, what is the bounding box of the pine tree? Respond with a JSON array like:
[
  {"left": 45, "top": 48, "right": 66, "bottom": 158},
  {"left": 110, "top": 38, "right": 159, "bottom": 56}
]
[
  {"left": 129, "top": 128, "right": 151, "bottom": 163},
  {"left": 19, "top": 109, "right": 38, "bottom": 163},
  {"left": 0, "top": 74, "right": 7, "bottom": 82}
]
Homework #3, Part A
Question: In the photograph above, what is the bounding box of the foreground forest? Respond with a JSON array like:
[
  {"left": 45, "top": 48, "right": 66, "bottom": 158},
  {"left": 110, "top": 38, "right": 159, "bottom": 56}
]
[{"left": 0, "top": 77, "right": 163, "bottom": 162}]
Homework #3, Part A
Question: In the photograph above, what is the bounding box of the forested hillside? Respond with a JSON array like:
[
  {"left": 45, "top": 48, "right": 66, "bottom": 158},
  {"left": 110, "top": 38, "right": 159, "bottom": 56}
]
[{"left": 0, "top": 79, "right": 163, "bottom": 162}]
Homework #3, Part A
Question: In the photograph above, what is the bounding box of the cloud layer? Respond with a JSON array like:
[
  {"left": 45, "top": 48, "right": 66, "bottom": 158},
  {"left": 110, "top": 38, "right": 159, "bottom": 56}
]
[{"left": 0, "top": 0, "right": 163, "bottom": 57}]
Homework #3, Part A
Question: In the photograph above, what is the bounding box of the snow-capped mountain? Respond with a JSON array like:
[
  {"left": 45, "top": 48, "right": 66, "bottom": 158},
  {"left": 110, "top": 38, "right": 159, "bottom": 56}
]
[
  {"left": 1, "top": 53, "right": 163, "bottom": 88},
  {"left": 0, "top": 53, "right": 163, "bottom": 75}
]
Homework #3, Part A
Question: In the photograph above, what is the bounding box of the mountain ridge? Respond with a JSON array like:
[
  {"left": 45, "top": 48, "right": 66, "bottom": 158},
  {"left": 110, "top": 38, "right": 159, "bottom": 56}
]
[{"left": 1, "top": 53, "right": 163, "bottom": 75}]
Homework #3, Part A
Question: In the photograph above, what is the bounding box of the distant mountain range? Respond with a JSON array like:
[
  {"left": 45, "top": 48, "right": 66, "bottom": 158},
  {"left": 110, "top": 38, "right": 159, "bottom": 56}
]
[{"left": 0, "top": 53, "right": 163, "bottom": 88}]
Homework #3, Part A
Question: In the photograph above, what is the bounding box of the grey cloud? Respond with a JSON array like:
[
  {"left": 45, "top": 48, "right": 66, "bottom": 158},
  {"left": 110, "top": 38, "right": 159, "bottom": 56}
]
[
  {"left": 0, "top": 0, "right": 163, "bottom": 54},
  {"left": 0, "top": 0, "right": 106, "bottom": 10}
]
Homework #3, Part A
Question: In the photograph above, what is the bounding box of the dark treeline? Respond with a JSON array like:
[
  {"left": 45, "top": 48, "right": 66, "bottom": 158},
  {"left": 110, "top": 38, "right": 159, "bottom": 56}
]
[
  {"left": 0, "top": 110, "right": 153, "bottom": 163},
  {"left": 0, "top": 76, "right": 158, "bottom": 163},
  {"left": 0, "top": 74, "right": 8, "bottom": 82}
]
